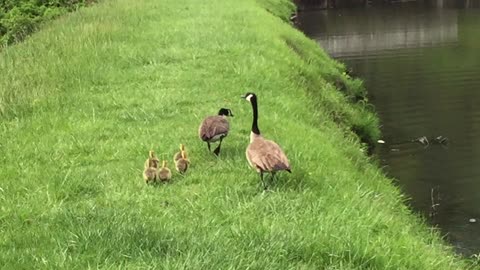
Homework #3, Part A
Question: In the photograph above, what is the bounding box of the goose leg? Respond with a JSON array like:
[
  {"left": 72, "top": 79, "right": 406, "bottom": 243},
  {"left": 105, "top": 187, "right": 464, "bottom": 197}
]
[
  {"left": 260, "top": 171, "right": 267, "bottom": 190},
  {"left": 213, "top": 138, "right": 223, "bottom": 156},
  {"left": 207, "top": 142, "right": 211, "bottom": 152},
  {"left": 271, "top": 172, "right": 277, "bottom": 187}
]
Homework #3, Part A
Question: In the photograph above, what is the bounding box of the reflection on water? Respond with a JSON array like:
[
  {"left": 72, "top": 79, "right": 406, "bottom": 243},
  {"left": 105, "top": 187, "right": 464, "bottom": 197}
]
[
  {"left": 296, "top": 0, "right": 480, "bottom": 10},
  {"left": 300, "top": 8, "right": 459, "bottom": 57},
  {"left": 298, "top": 5, "right": 480, "bottom": 255}
]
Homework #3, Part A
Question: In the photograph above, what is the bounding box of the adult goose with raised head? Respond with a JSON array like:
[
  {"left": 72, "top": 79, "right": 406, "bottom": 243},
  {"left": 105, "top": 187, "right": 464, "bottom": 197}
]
[{"left": 241, "top": 92, "right": 291, "bottom": 190}]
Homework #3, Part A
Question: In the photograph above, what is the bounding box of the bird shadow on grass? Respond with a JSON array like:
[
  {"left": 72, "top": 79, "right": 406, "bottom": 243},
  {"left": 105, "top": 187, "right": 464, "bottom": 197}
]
[
  {"left": 271, "top": 167, "right": 310, "bottom": 192},
  {"left": 196, "top": 143, "right": 245, "bottom": 164},
  {"left": 239, "top": 166, "right": 310, "bottom": 195},
  {"left": 216, "top": 146, "right": 244, "bottom": 160}
]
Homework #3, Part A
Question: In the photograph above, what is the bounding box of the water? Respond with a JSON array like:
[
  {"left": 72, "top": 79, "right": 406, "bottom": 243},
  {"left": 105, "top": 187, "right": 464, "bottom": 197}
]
[{"left": 297, "top": 4, "right": 480, "bottom": 255}]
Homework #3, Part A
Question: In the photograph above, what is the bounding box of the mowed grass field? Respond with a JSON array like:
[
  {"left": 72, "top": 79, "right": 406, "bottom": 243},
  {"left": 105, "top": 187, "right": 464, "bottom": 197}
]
[{"left": 0, "top": 0, "right": 475, "bottom": 268}]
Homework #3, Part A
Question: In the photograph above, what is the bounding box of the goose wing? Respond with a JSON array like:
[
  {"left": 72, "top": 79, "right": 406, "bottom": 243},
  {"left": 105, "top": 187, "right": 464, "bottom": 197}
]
[
  {"left": 198, "top": 116, "right": 229, "bottom": 141},
  {"left": 247, "top": 138, "right": 290, "bottom": 172}
]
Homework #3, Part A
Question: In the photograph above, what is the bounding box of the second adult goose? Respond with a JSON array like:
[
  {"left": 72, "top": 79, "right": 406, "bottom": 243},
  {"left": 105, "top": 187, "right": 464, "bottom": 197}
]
[
  {"left": 198, "top": 108, "right": 234, "bottom": 156},
  {"left": 241, "top": 92, "right": 291, "bottom": 190}
]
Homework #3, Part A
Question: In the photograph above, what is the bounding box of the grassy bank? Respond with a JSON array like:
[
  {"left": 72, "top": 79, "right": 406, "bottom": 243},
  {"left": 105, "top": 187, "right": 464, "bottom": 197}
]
[
  {"left": 0, "top": 0, "right": 97, "bottom": 46},
  {"left": 0, "top": 0, "right": 474, "bottom": 268}
]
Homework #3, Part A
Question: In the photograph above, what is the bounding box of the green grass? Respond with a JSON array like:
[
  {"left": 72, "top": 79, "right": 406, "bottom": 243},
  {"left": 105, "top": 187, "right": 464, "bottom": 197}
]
[
  {"left": 0, "top": 0, "right": 475, "bottom": 268},
  {"left": 0, "top": 0, "right": 97, "bottom": 46}
]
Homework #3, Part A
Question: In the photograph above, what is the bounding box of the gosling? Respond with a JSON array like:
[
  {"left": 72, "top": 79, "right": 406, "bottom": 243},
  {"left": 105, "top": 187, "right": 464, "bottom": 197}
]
[
  {"left": 143, "top": 150, "right": 159, "bottom": 184},
  {"left": 144, "top": 150, "right": 160, "bottom": 169},
  {"left": 173, "top": 144, "right": 187, "bottom": 162},
  {"left": 175, "top": 150, "right": 189, "bottom": 174},
  {"left": 158, "top": 160, "right": 172, "bottom": 182}
]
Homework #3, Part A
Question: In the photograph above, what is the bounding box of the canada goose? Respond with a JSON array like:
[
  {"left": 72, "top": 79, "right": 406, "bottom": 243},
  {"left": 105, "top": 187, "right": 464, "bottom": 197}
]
[
  {"left": 198, "top": 108, "right": 234, "bottom": 156},
  {"left": 175, "top": 150, "right": 189, "bottom": 174},
  {"left": 241, "top": 92, "right": 291, "bottom": 190},
  {"left": 158, "top": 160, "right": 172, "bottom": 182},
  {"left": 173, "top": 144, "right": 187, "bottom": 162}
]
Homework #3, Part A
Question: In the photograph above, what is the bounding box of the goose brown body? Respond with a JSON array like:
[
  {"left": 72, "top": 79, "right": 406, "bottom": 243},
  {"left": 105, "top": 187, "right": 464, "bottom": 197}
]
[
  {"left": 246, "top": 134, "right": 291, "bottom": 173},
  {"left": 198, "top": 108, "right": 233, "bottom": 155},
  {"left": 199, "top": 116, "right": 230, "bottom": 142}
]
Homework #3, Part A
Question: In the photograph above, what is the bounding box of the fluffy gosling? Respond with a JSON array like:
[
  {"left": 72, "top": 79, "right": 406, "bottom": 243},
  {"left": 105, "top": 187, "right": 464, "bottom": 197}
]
[
  {"left": 143, "top": 150, "right": 159, "bottom": 184},
  {"left": 143, "top": 167, "right": 157, "bottom": 184},
  {"left": 173, "top": 144, "right": 187, "bottom": 162},
  {"left": 158, "top": 160, "right": 172, "bottom": 182},
  {"left": 175, "top": 150, "right": 190, "bottom": 174},
  {"left": 144, "top": 150, "right": 160, "bottom": 169}
]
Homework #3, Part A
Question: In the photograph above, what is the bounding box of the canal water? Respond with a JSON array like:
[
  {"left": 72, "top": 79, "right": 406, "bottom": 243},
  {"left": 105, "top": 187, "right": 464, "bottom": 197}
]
[{"left": 297, "top": 4, "right": 480, "bottom": 255}]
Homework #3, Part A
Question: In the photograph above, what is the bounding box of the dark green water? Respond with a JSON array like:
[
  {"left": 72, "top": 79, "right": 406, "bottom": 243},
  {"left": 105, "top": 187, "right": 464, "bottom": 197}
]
[{"left": 298, "top": 5, "right": 480, "bottom": 255}]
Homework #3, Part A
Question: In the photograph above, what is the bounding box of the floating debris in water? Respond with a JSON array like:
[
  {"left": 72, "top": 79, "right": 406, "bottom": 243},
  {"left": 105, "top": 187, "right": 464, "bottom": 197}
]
[
  {"left": 469, "top": 218, "right": 477, "bottom": 223},
  {"left": 410, "top": 135, "right": 449, "bottom": 147},
  {"left": 433, "top": 136, "right": 449, "bottom": 145},
  {"left": 377, "top": 139, "right": 385, "bottom": 144},
  {"left": 413, "top": 136, "right": 429, "bottom": 146},
  {"left": 391, "top": 148, "right": 400, "bottom": 152}
]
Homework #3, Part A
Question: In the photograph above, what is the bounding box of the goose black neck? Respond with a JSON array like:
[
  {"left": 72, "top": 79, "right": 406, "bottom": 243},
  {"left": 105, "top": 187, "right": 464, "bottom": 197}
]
[{"left": 250, "top": 96, "right": 260, "bottom": 135}]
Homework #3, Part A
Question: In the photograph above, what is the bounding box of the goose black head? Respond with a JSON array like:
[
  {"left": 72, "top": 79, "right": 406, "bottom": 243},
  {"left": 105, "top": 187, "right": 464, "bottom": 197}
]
[
  {"left": 241, "top": 92, "right": 256, "bottom": 102},
  {"left": 218, "top": 108, "right": 234, "bottom": 117}
]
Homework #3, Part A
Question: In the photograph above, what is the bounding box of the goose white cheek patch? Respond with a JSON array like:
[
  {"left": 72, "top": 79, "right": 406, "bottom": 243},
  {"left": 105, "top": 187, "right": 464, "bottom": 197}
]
[{"left": 246, "top": 94, "right": 253, "bottom": 101}]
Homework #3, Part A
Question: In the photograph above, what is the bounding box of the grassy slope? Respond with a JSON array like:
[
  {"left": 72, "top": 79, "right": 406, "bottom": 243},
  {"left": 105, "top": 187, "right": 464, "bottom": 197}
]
[
  {"left": 0, "top": 0, "right": 473, "bottom": 268},
  {"left": 0, "top": 0, "right": 96, "bottom": 46}
]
